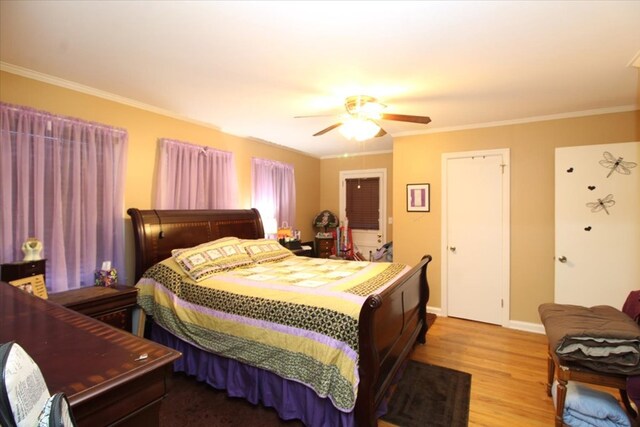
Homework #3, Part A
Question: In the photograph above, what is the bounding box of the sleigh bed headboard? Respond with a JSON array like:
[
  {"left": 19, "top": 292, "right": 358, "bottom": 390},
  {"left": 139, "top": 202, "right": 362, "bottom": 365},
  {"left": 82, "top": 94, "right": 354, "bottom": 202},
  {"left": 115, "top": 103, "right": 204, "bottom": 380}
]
[{"left": 127, "top": 208, "right": 265, "bottom": 282}]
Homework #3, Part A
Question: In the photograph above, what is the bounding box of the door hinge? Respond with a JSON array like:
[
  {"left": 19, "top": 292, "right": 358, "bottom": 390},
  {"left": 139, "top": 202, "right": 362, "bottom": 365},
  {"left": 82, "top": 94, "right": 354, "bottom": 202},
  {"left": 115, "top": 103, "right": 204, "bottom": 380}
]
[
  {"left": 501, "top": 299, "right": 504, "bottom": 308},
  {"left": 500, "top": 163, "right": 506, "bottom": 174}
]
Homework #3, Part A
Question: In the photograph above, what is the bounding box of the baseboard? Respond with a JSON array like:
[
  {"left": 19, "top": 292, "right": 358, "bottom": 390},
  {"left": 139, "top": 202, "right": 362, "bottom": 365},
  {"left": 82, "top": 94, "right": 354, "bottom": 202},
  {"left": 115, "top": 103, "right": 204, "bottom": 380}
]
[
  {"left": 508, "top": 320, "right": 545, "bottom": 334},
  {"left": 426, "top": 306, "right": 442, "bottom": 316},
  {"left": 426, "top": 306, "right": 545, "bottom": 334}
]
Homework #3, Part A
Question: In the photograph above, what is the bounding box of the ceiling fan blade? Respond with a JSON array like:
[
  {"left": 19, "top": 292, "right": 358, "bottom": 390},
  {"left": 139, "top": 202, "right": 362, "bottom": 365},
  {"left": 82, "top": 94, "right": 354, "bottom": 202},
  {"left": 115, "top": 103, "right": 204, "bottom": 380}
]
[
  {"left": 380, "top": 113, "right": 431, "bottom": 124},
  {"left": 375, "top": 127, "right": 387, "bottom": 138},
  {"left": 313, "top": 122, "right": 342, "bottom": 136}
]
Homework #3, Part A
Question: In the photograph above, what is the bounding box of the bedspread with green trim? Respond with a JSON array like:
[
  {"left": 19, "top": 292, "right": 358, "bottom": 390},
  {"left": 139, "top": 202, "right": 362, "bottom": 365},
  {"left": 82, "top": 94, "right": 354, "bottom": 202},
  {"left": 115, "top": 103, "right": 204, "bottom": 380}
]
[{"left": 136, "top": 256, "right": 409, "bottom": 412}]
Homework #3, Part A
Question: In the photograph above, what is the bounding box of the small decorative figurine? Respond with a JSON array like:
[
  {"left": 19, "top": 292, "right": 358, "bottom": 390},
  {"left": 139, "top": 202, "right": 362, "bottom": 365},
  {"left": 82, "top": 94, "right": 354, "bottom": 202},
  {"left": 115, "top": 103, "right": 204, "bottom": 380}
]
[{"left": 22, "top": 237, "right": 43, "bottom": 261}]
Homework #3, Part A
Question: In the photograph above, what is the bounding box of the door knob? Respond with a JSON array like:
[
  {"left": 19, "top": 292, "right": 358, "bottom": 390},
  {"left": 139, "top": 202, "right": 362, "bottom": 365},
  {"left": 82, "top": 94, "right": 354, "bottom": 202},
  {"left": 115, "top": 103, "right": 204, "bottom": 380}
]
[
  {"left": 558, "top": 256, "right": 567, "bottom": 263},
  {"left": 449, "top": 246, "right": 456, "bottom": 252}
]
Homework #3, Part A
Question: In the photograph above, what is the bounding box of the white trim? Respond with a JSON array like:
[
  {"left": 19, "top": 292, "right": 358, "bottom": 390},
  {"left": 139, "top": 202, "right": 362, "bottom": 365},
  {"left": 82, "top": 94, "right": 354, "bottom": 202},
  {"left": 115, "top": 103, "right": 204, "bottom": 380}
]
[
  {"left": 431, "top": 310, "right": 545, "bottom": 335},
  {"left": 441, "top": 148, "right": 511, "bottom": 326},
  {"left": 426, "top": 306, "right": 442, "bottom": 316},
  {"left": 321, "top": 149, "right": 393, "bottom": 160},
  {"left": 395, "top": 105, "right": 638, "bottom": 137},
  {"left": 508, "top": 320, "right": 545, "bottom": 335},
  {"left": 0, "top": 61, "right": 317, "bottom": 159},
  {"left": 338, "top": 168, "right": 387, "bottom": 254}
]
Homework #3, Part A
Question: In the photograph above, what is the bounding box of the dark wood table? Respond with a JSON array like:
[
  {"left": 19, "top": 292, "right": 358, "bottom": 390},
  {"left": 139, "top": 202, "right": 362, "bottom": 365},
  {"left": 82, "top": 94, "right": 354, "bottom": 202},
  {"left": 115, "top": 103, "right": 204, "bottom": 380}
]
[{"left": 0, "top": 281, "right": 182, "bottom": 426}]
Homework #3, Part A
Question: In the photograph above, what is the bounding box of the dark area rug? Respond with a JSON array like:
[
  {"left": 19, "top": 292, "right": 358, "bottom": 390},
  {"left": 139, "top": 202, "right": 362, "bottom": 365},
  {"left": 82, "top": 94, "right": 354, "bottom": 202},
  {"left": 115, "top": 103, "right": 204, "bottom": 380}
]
[
  {"left": 160, "top": 313, "right": 449, "bottom": 427},
  {"left": 160, "top": 372, "right": 302, "bottom": 426},
  {"left": 380, "top": 360, "right": 471, "bottom": 427}
]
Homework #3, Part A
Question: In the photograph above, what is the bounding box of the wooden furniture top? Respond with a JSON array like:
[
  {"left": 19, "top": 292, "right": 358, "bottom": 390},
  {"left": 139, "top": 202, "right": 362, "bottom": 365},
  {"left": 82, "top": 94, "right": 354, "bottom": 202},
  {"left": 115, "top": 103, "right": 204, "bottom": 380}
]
[
  {"left": 48, "top": 285, "right": 137, "bottom": 308},
  {"left": 0, "top": 281, "right": 181, "bottom": 407}
]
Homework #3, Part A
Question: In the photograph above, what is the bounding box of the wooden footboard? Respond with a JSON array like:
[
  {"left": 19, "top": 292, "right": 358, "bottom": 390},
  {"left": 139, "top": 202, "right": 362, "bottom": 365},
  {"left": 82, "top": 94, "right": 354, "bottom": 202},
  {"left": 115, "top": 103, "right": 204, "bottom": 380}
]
[{"left": 356, "top": 255, "right": 432, "bottom": 426}]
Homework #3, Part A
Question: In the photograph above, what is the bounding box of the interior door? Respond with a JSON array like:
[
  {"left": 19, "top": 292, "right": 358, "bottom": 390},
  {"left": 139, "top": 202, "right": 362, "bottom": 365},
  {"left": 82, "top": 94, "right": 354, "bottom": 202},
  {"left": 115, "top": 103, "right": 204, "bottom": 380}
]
[
  {"left": 443, "top": 150, "right": 509, "bottom": 325},
  {"left": 555, "top": 141, "right": 639, "bottom": 308},
  {"left": 339, "top": 169, "right": 386, "bottom": 260}
]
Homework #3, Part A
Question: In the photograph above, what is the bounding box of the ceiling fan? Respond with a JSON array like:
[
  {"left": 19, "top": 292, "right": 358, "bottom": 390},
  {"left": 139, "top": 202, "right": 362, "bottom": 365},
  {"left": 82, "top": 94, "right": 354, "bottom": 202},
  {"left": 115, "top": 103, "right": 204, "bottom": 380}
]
[{"left": 296, "top": 95, "right": 431, "bottom": 141}]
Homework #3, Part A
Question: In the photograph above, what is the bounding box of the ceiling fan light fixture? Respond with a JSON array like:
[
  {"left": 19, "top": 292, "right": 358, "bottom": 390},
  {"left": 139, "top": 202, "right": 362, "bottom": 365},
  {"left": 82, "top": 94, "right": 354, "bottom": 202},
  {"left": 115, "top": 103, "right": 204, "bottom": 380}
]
[
  {"left": 339, "top": 117, "right": 381, "bottom": 141},
  {"left": 359, "top": 101, "right": 384, "bottom": 119}
]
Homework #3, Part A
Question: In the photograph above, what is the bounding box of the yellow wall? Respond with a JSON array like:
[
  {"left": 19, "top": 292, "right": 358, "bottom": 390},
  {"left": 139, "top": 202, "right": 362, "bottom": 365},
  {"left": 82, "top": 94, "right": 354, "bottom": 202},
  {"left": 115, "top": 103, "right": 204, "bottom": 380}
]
[
  {"left": 319, "top": 152, "right": 394, "bottom": 241},
  {"left": 3, "top": 69, "right": 638, "bottom": 324},
  {"left": 637, "top": 69, "right": 640, "bottom": 140},
  {"left": 0, "top": 71, "right": 321, "bottom": 284},
  {"left": 393, "top": 111, "right": 639, "bottom": 324}
]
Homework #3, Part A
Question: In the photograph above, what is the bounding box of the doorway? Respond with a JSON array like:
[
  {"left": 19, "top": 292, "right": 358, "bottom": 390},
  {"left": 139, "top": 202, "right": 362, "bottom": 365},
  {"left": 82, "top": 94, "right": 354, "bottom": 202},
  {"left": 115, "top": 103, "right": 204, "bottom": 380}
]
[
  {"left": 339, "top": 169, "right": 387, "bottom": 260},
  {"left": 555, "top": 141, "right": 639, "bottom": 308},
  {"left": 441, "top": 149, "right": 510, "bottom": 326}
]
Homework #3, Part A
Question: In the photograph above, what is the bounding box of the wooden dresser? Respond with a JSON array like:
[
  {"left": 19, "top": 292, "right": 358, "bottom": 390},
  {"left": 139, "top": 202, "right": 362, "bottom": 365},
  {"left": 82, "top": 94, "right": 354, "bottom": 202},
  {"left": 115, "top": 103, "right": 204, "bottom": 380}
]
[
  {"left": 0, "top": 281, "right": 181, "bottom": 427},
  {"left": 314, "top": 236, "right": 335, "bottom": 258}
]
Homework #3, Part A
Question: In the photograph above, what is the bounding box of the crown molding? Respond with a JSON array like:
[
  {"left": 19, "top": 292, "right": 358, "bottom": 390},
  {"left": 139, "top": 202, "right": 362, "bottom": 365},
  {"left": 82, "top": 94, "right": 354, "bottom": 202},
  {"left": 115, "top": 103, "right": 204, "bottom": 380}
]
[
  {"left": 394, "top": 105, "right": 638, "bottom": 137},
  {"left": 0, "top": 62, "right": 326, "bottom": 160},
  {"left": 321, "top": 149, "right": 393, "bottom": 160}
]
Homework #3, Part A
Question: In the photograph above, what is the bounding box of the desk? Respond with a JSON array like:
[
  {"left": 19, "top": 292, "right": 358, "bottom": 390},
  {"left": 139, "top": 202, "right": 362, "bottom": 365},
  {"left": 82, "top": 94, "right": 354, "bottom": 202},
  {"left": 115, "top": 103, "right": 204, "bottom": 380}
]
[{"left": 0, "top": 282, "right": 181, "bottom": 427}]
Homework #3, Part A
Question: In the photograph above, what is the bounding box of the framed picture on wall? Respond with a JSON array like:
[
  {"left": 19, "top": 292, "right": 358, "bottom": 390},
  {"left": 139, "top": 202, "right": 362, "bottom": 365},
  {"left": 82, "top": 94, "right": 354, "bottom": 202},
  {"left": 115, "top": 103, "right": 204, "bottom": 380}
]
[{"left": 407, "top": 183, "right": 430, "bottom": 212}]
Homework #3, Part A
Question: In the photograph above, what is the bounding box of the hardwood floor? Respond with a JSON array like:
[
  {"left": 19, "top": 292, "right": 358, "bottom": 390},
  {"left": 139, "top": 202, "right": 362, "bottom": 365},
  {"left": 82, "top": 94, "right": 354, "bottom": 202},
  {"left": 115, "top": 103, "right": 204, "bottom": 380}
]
[{"left": 397, "top": 315, "right": 627, "bottom": 426}]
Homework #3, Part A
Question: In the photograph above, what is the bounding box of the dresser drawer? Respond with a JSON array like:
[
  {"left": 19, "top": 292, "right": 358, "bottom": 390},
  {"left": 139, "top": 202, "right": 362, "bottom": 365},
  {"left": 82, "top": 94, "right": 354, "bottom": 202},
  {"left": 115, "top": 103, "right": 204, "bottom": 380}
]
[
  {"left": 314, "top": 238, "right": 335, "bottom": 258},
  {"left": 0, "top": 259, "right": 46, "bottom": 283}
]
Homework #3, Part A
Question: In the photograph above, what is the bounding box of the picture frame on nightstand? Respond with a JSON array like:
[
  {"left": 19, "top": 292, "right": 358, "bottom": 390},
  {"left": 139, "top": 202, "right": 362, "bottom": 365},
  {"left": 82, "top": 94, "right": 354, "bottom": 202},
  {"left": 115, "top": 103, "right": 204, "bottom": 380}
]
[{"left": 9, "top": 274, "right": 48, "bottom": 299}]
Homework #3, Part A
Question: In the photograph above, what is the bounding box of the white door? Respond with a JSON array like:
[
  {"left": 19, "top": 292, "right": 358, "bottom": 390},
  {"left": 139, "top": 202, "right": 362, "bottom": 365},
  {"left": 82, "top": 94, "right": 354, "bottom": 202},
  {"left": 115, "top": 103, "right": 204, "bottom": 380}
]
[
  {"left": 555, "top": 142, "right": 639, "bottom": 308},
  {"left": 339, "top": 169, "right": 386, "bottom": 260},
  {"left": 442, "top": 149, "right": 510, "bottom": 326}
]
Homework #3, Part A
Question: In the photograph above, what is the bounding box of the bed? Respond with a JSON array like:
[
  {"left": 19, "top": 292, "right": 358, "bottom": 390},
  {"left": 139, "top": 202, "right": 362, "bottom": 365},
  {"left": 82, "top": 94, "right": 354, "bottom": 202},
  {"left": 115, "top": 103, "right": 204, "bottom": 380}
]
[{"left": 127, "top": 208, "right": 432, "bottom": 426}]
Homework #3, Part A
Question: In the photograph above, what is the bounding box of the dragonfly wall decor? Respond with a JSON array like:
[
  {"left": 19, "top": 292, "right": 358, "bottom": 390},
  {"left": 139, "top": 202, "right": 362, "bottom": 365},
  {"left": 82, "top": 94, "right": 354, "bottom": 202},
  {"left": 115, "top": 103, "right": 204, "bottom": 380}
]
[
  {"left": 586, "top": 193, "right": 616, "bottom": 215},
  {"left": 599, "top": 151, "right": 637, "bottom": 178}
]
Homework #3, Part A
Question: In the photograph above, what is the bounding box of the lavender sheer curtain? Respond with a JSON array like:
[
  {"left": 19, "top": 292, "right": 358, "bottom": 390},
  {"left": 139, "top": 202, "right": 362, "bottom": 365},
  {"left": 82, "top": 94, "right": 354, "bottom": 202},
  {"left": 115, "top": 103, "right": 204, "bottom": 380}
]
[
  {"left": 155, "top": 138, "right": 237, "bottom": 209},
  {"left": 0, "top": 102, "right": 128, "bottom": 292},
  {"left": 251, "top": 158, "right": 296, "bottom": 230}
]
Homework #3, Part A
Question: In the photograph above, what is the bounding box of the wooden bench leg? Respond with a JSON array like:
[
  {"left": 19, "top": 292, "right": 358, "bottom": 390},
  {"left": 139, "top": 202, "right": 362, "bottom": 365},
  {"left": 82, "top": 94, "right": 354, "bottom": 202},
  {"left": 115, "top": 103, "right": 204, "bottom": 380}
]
[
  {"left": 547, "top": 349, "right": 555, "bottom": 397},
  {"left": 620, "top": 389, "right": 638, "bottom": 420},
  {"left": 555, "top": 378, "right": 568, "bottom": 427}
]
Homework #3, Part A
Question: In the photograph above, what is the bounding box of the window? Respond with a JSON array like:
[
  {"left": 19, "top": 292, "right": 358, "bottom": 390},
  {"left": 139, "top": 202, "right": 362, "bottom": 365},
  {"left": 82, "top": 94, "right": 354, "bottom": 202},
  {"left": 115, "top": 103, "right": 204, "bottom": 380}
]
[
  {"left": 345, "top": 177, "right": 380, "bottom": 230},
  {"left": 155, "top": 138, "right": 237, "bottom": 209},
  {"left": 0, "top": 102, "right": 128, "bottom": 292},
  {"left": 251, "top": 158, "right": 296, "bottom": 231}
]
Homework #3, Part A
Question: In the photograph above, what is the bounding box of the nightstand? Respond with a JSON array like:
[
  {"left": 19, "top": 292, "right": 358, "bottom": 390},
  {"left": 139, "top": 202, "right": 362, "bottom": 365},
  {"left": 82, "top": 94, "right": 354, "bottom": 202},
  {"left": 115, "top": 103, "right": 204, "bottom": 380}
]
[
  {"left": 48, "top": 285, "right": 138, "bottom": 332},
  {"left": 315, "top": 237, "right": 335, "bottom": 258},
  {"left": 0, "top": 259, "right": 46, "bottom": 283}
]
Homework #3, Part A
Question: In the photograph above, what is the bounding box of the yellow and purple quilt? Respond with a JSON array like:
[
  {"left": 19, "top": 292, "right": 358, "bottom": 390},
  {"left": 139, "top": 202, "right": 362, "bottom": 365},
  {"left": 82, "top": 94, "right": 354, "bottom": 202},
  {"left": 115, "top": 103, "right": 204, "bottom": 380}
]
[{"left": 136, "top": 255, "right": 409, "bottom": 412}]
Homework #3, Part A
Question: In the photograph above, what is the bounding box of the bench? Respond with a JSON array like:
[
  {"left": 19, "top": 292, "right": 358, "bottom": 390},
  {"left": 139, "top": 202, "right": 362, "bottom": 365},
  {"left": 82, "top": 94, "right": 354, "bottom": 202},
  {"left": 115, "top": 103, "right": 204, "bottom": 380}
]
[{"left": 539, "top": 301, "right": 640, "bottom": 426}]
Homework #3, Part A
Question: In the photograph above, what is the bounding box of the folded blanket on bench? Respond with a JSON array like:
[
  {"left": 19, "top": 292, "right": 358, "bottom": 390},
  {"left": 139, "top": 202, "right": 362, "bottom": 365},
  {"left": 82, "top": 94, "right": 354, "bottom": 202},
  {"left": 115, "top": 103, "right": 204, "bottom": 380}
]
[
  {"left": 552, "top": 381, "right": 631, "bottom": 427},
  {"left": 539, "top": 303, "right": 640, "bottom": 375}
]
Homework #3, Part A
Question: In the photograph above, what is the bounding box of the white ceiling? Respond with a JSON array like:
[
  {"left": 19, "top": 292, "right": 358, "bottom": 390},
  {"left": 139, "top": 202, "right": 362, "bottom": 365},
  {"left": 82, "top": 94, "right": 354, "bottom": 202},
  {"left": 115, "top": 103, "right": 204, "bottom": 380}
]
[{"left": 1, "top": 1, "right": 639, "bottom": 158}]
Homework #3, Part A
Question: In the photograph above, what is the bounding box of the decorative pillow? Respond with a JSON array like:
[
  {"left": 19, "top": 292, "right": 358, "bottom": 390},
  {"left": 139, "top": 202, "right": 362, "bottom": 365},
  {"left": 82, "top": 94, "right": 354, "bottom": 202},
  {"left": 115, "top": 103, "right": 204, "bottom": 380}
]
[
  {"left": 172, "top": 237, "right": 254, "bottom": 282},
  {"left": 241, "top": 239, "right": 295, "bottom": 264}
]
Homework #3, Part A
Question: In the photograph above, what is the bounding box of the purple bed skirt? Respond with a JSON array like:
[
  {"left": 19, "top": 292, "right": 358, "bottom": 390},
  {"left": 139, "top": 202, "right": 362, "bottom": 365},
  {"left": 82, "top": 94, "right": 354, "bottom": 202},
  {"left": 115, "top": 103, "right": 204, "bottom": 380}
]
[{"left": 151, "top": 324, "right": 358, "bottom": 427}]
